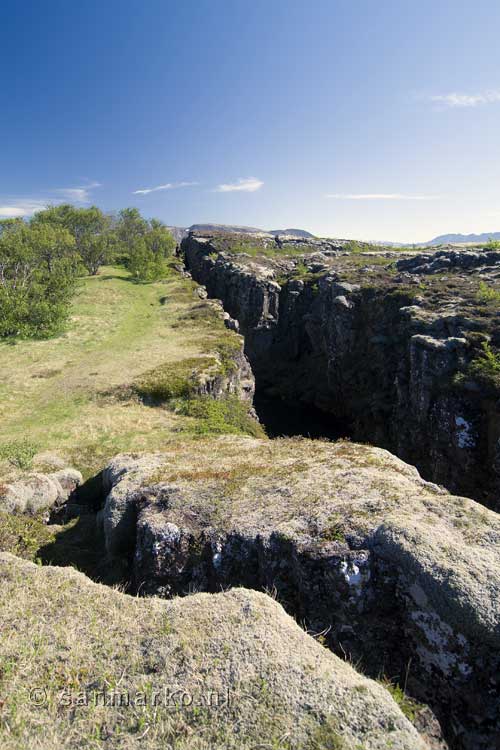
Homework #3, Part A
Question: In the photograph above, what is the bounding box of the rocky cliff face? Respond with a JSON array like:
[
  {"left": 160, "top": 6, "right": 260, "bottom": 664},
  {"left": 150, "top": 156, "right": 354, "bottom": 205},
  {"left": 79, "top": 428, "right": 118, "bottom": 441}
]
[
  {"left": 182, "top": 234, "right": 500, "bottom": 509},
  {"left": 98, "top": 436, "right": 500, "bottom": 750}
]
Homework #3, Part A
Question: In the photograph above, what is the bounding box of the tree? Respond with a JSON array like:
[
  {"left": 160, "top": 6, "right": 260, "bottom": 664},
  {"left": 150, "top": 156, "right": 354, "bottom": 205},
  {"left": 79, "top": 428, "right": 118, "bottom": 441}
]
[
  {"left": 33, "top": 204, "right": 113, "bottom": 275},
  {"left": 146, "top": 219, "right": 176, "bottom": 258},
  {"left": 0, "top": 222, "right": 76, "bottom": 338},
  {"left": 128, "top": 237, "right": 169, "bottom": 282},
  {"left": 28, "top": 223, "right": 79, "bottom": 273},
  {"left": 116, "top": 211, "right": 175, "bottom": 278},
  {"left": 79, "top": 233, "right": 114, "bottom": 276},
  {"left": 116, "top": 208, "right": 148, "bottom": 256},
  {"left": 0, "top": 218, "right": 24, "bottom": 236}
]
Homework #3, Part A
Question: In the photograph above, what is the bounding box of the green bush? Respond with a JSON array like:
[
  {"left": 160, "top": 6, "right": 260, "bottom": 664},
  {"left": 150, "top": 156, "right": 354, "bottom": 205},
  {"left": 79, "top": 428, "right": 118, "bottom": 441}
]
[
  {"left": 129, "top": 238, "right": 170, "bottom": 282},
  {"left": 0, "top": 222, "right": 77, "bottom": 338},
  {"left": 484, "top": 239, "right": 500, "bottom": 250},
  {"left": 467, "top": 341, "right": 500, "bottom": 390},
  {"left": 476, "top": 281, "right": 500, "bottom": 305},
  {"left": 0, "top": 439, "right": 38, "bottom": 470}
]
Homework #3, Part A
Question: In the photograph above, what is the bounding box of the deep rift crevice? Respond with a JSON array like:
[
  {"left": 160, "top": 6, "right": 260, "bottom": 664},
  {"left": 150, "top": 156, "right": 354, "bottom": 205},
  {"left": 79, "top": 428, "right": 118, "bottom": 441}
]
[{"left": 182, "top": 233, "right": 500, "bottom": 510}]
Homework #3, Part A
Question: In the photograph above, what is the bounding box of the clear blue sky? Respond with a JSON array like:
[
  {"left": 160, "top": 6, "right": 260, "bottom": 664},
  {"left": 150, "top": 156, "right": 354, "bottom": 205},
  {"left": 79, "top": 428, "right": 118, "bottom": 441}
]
[{"left": 1, "top": 0, "right": 500, "bottom": 242}]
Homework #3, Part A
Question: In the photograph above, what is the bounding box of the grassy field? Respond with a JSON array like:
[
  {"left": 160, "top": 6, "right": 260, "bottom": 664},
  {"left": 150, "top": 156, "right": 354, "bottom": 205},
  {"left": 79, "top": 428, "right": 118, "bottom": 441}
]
[{"left": 0, "top": 265, "right": 250, "bottom": 480}]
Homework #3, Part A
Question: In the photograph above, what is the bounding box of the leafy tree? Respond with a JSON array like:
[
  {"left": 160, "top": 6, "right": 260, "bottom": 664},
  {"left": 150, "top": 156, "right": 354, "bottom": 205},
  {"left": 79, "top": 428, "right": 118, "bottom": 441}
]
[
  {"left": 0, "top": 222, "right": 76, "bottom": 338},
  {"left": 33, "top": 204, "right": 112, "bottom": 275},
  {"left": 79, "top": 233, "right": 115, "bottom": 276},
  {"left": 28, "top": 223, "right": 79, "bottom": 273},
  {"left": 116, "top": 208, "right": 148, "bottom": 256},
  {"left": 128, "top": 237, "right": 169, "bottom": 282},
  {"left": 146, "top": 218, "right": 176, "bottom": 257},
  {"left": 118, "top": 212, "right": 175, "bottom": 280},
  {"left": 0, "top": 218, "right": 24, "bottom": 236}
]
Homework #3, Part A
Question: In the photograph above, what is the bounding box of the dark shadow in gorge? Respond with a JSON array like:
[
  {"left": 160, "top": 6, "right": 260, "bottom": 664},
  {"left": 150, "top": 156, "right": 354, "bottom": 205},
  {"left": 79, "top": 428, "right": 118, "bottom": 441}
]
[{"left": 254, "top": 388, "right": 352, "bottom": 441}]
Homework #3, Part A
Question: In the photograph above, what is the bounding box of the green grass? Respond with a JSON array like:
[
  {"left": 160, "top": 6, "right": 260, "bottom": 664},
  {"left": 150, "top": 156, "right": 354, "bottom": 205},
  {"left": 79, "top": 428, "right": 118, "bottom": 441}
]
[
  {"left": 379, "top": 678, "right": 423, "bottom": 723},
  {"left": 210, "top": 236, "right": 318, "bottom": 258},
  {"left": 0, "top": 265, "right": 257, "bottom": 479},
  {"left": 0, "top": 513, "right": 57, "bottom": 561},
  {"left": 178, "top": 396, "right": 265, "bottom": 438},
  {"left": 134, "top": 356, "right": 219, "bottom": 402}
]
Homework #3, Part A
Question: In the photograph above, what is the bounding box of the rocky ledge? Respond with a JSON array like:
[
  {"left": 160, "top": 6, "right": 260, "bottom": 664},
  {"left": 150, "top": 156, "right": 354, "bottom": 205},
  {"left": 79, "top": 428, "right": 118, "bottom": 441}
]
[
  {"left": 98, "top": 435, "right": 499, "bottom": 749},
  {"left": 182, "top": 233, "right": 500, "bottom": 508}
]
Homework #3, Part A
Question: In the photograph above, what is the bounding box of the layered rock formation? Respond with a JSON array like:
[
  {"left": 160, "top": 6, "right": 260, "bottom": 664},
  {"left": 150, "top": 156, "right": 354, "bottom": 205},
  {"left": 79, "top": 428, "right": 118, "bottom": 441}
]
[
  {"left": 182, "top": 233, "right": 500, "bottom": 508},
  {"left": 98, "top": 436, "right": 500, "bottom": 749},
  {"left": 0, "top": 552, "right": 429, "bottom": 750}
]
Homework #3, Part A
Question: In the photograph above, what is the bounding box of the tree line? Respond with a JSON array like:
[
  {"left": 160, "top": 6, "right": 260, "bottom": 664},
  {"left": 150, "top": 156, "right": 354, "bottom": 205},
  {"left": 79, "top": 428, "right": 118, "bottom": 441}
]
[{"left": 0, "top": 205, "right": 176, "bottom": 339}]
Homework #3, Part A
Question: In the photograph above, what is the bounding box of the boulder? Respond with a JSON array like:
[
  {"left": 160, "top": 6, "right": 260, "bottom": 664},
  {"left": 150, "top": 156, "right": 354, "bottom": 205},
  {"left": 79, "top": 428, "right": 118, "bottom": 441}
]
[{"left": 0, "top": 467, "right": 82, "bottom": 515}]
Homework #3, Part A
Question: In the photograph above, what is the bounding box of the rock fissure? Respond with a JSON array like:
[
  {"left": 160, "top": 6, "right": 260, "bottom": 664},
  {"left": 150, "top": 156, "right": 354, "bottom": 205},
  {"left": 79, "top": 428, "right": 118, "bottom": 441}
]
[{"left": 181, "top": 233, "right": 500, "bottom": 509}]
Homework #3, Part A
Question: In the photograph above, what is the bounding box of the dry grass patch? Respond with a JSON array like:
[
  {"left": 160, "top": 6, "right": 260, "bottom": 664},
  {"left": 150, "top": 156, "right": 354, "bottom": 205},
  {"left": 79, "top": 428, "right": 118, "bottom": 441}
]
[
  {"left": 0, "top": 266, "right": 251, "bottom": 480},
  {"left": 0, "top": 553, "right": 426, "bottom": 750}
]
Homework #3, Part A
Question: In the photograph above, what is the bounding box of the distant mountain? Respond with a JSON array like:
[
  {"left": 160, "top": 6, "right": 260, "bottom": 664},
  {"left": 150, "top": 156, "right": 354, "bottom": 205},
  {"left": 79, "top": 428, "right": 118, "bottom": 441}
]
[
  {"left": 166, "top": 226, "right": 188, "bottom": 243},
  {"left": 188, "top": 223, "right": 267, "bottom": 235},
  {"left": 187, "top": 223, "right": 315, "bottom": 239},
  {"left": 269, "top": 228, "right": 315, "bottom": 239},
  {"left": 427, "top": 231, "right": 500, "bottom": 246}
]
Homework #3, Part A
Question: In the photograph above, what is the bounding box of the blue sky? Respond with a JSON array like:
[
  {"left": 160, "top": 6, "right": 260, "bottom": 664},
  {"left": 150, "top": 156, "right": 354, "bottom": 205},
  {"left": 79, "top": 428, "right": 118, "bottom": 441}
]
[{"left": 1, "top": 0, "right": 500, "bottom": 242}]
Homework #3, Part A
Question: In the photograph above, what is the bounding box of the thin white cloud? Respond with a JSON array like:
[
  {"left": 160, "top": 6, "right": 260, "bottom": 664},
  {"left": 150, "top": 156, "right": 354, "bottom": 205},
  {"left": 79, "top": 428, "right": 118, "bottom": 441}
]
[
  {"left": 326, "top": 193, "right": 442, "bottom": 201},
  {"left": 133, "top": 181, "right": 198, "bottom": 195},
  {"left": 0, "top": 200, "right": 48, "bottom": 218},
  {"left": 0, "top": 181, "right": 101, "bottom": 218},
  {"left": 215, "top": 177, "right": 264, "bottom": 193},
  {"left": 56, "top": 181, "right": 101, "bottom": 203},
  {"left": 430, "top": 90, "right": 500, "bottom": 108}
]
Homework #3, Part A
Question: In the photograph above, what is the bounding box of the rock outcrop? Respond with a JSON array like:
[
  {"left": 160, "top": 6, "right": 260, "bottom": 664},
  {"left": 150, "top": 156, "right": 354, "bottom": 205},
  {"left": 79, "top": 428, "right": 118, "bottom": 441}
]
[
  {"left": 182, "top": 234, "right": 500, "bottom": 508},
  {"left": 396, "top": 249, "right": 500, "bottom": 275},
  {"left": 0, "top": 467, "right": 82, "bottom": 516},
  {"left": 98, "top": 436, "right": 500, "bottom": 749},
  {"left": 0, "top": 552, "right": 429, "bottom": 750}
]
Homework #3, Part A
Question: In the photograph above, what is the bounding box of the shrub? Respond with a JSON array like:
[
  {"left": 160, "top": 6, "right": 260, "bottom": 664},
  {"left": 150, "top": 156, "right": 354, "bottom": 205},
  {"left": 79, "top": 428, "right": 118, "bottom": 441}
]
[
  {"left": 33, "top": 203, "right": 113, "bottom": 276},
  {"left": 467, "top": 341, "right": 500, "bottom": 390},
  {"left": 0, "top": 439, "right": 38, "bottom": 470},
  {"left": 484, "top": 239, "right": 500, "bottom": 250},
  {"left": 117, "top": 211, "right": 176, "bottom": 278},
  {"left": 476, "top": 281, "right": 500, "bottom": 305},
  {"left": 344, "top": 240, "right": 362, "bottom": 253},
  {"left": 128, "top": 238, "right": 170, "bottom": 282},
  {"left": 0, "top": 222, "right": 77, "bottom": 338}
]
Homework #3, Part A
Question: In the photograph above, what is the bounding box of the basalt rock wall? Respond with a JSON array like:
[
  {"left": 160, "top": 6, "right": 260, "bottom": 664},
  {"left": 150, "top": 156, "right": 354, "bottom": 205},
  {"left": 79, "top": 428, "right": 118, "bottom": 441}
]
[{"left": 182, "top": 235, "right": 500, "bottom": 508}]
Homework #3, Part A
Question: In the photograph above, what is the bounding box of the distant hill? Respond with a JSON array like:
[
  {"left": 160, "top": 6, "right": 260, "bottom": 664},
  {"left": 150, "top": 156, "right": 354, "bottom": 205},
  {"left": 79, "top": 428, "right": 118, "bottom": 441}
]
[
  {"left": 189, "top": 223, "right": 267, "bottom": 235},
  {"left": 427, "top": 231, "right": 500, "bottom": 246},
  {"left": 187, "top": 223, "right": 315, "bottom": 239},
  {"left": 269, "top": 228, "right": 315, "bottom": 239},
  {"left": 166, "top": 226, "right": 188, "bottom": 243}
]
